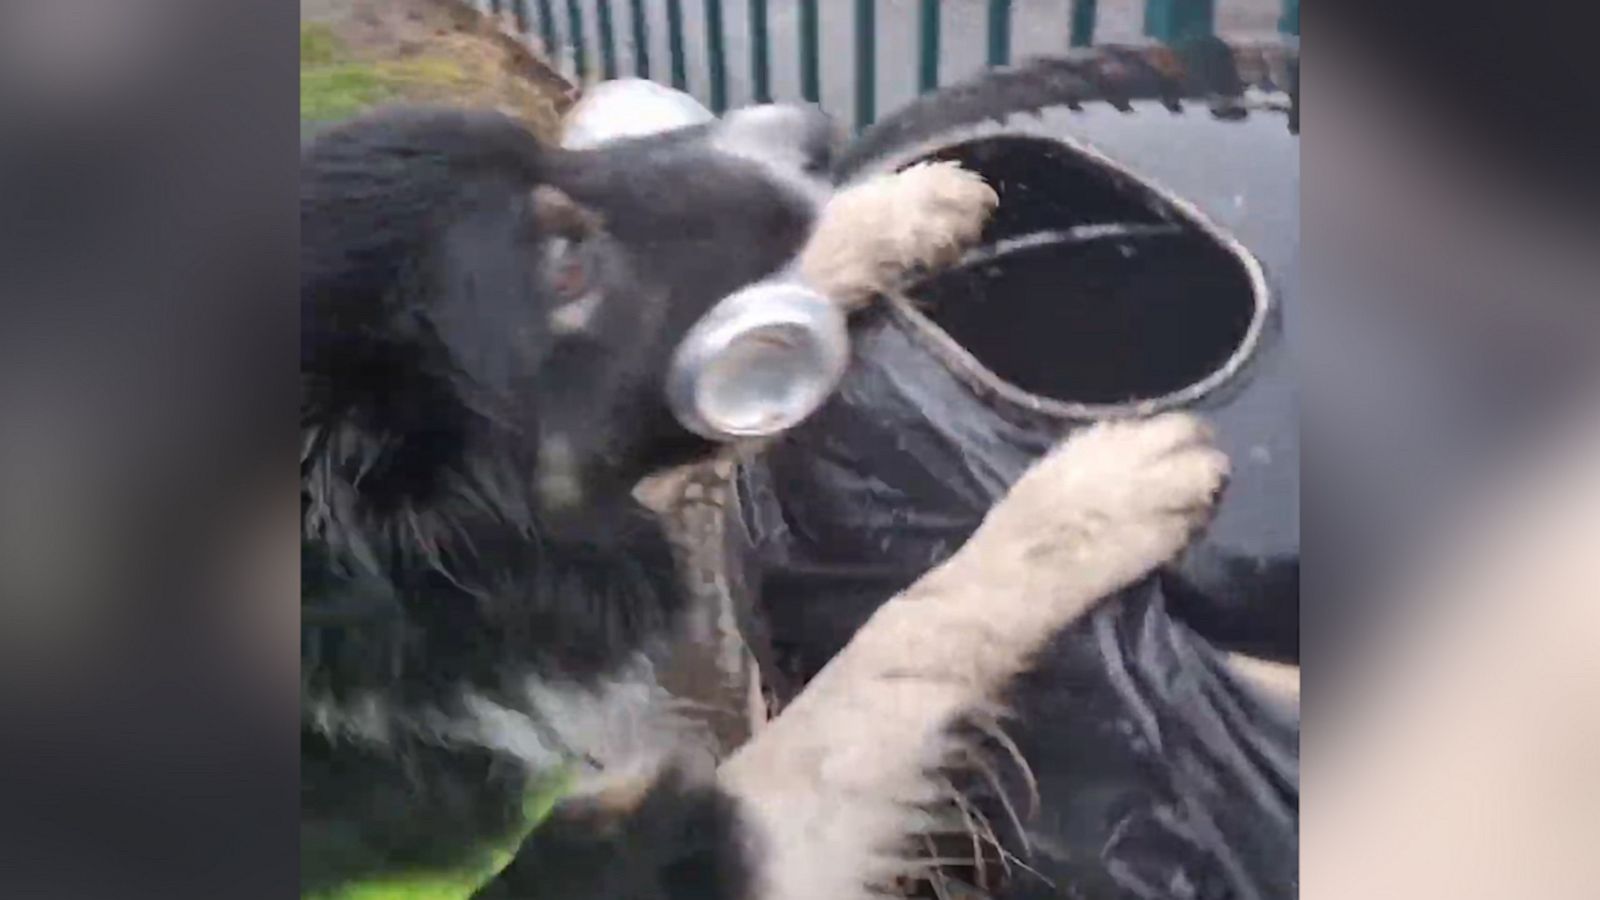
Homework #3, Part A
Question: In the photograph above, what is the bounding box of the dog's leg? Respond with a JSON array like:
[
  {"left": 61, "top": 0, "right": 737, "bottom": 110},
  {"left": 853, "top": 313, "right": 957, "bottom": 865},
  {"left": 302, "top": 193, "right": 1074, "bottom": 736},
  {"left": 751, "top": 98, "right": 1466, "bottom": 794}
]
[
  {"left": 718, "top": 413, "right": 1229, "bottom": 900},
  {"left": 799, "top": 162, "right": 999, "bottom": 313}
]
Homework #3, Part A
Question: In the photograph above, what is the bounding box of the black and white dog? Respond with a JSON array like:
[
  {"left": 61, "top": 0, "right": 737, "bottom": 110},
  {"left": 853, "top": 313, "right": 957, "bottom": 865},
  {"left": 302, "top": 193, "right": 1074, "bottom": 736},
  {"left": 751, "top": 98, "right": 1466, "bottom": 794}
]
[{"left": 301, "top": 101, "right": 1226, "bottom": 899}]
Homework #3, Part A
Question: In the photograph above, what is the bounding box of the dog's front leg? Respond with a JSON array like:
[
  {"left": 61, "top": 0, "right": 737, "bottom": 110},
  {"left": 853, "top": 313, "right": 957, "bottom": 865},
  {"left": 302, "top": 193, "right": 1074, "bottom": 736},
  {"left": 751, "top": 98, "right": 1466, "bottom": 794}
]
[{"left": 718, "top": 413, "right": 1229, "bottom": 900}]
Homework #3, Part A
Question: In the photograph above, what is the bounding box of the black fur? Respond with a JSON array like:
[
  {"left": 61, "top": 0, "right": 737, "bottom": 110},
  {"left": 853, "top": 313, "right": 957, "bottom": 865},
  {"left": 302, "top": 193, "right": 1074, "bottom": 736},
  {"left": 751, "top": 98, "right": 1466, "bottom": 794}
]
[
  {"left": 476, "top": 767, "right": 754, "bottom": 900},
  {"left": 301, "top": 105, "right": 822, "bottom": 896}
]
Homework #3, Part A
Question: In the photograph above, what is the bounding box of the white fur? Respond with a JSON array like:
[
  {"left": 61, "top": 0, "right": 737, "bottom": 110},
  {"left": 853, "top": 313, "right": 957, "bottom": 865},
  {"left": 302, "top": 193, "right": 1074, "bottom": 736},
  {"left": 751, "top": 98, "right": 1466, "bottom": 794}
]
[
  {"left": 535, "top": 435, "right": 584, "bottom": 510},
  {"left": 306, "top": 657, "right": 716, "bottom": 795},
  {"left": 548, "top": 288, "right": 604, "bottom": 334},
  {"left": 719, "top": 415, "right": 1228, "bottom": 900},
  {"left": 799, "top": 161, "right": 1000, "bottom": 312}
]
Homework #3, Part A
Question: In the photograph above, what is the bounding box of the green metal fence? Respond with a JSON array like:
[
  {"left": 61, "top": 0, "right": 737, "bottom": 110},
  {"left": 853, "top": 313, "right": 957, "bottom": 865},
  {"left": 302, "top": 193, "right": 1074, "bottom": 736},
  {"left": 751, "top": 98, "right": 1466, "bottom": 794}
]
[{"left": 481, "top": 0, "right": 1300, "bottom": 130}]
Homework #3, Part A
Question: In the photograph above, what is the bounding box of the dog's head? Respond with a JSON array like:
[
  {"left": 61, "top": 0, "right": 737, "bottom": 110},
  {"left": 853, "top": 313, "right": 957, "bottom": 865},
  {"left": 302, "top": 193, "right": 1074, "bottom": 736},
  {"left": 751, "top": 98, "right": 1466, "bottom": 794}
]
[{"left": 301, "top": 104, "right": 835, "bottom": 543}]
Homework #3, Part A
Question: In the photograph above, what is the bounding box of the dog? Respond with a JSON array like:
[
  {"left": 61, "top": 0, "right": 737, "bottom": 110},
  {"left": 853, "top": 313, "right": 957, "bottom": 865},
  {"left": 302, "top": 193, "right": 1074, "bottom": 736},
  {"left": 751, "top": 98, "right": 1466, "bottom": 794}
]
[{"left": 301, "top": 101, "right": 1226, "bottom": 899}]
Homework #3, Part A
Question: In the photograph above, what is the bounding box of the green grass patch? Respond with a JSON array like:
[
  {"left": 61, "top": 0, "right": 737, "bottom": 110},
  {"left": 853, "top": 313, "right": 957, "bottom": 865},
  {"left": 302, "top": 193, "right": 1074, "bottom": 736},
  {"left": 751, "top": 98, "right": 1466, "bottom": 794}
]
[
  {"left": 301, "top": 63, "right": 402, "bottom": 123},
  {"left": 301, "top": 22, "right": 346, "bottom": 67},
  {"left": 300, "top": 21, "right": 500, "bottom": 126},
  {"left": 298, "top": 22, "right": 564, "bottom": 134},
  {"left": 303, "top": 773, "right": 572, "bottom": 900},
  {"left": 302, "top": 23, "right": 384, "bottom": 123}
]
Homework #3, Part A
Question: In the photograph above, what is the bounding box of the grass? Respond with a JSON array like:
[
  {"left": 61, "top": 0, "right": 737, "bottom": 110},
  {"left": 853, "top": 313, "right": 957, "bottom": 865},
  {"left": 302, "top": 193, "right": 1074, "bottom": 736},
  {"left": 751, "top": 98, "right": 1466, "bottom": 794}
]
[
  {"left": 300, "top": 22, "right": 345, "bottom": 67},
  {"left": 300, "top": 24, "right": 398, "bottom": 124},
  {"left": 299, "top": 22, "right": 564, "bottom": 136},
  {"left": 304, "top": 774, "right": 572, "bottom": 900},
  {"left": 301, "top": 62, "right": 400, "bottom": 123}
]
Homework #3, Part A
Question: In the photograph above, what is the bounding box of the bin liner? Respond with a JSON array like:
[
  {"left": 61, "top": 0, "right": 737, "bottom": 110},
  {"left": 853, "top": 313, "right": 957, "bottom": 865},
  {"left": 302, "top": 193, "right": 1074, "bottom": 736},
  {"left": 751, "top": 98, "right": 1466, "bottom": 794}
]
[{"left": 729, "top": 46, "right": 1298, "bottom": 900}]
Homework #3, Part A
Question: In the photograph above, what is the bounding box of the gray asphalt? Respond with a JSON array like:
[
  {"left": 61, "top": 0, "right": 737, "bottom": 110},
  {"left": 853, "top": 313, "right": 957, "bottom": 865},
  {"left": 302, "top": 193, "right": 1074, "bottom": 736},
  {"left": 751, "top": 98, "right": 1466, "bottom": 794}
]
[{"left": 527, "top": 0, "right": 1284, "bottom": 126}]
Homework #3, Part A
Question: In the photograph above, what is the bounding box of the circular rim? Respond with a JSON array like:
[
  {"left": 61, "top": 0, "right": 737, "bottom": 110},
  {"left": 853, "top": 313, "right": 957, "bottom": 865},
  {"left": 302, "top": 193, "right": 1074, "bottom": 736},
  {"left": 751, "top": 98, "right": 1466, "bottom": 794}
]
[
  {"left": 693, "top": 324, "right": 841, "bottom": 437},
  {"left": 856, "top": 118, "right": 1272, "bottom": 422},
  {"left": 667, "top": 282, "right": 851, "bottom": 440}
]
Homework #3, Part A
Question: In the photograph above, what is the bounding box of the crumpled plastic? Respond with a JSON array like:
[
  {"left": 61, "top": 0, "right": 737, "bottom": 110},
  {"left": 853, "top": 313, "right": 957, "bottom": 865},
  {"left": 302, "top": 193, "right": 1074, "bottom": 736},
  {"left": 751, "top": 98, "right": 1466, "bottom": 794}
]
[{"left": 731, "top": 309, "right": 1298, "bottom": 900}]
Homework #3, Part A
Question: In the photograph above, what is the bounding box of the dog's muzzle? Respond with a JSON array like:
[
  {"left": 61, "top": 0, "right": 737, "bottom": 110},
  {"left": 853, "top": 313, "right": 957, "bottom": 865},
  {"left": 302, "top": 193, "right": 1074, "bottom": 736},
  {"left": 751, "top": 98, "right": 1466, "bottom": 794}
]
[{"left": 563, "top": 79, "right": 851, "bottom": 441}]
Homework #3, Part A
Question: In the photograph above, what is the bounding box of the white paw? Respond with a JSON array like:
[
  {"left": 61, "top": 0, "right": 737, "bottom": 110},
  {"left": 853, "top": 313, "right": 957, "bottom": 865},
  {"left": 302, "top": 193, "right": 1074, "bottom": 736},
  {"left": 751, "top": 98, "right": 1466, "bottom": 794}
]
[
  {"left": 972, "top": 413, "right": 1229, "bottom": 598},
  {"left": 889, "top": 160, "right": 999, "bottom": 272},
  {"left": 799, "top": 162, "right": 997, "bottom": 311}
]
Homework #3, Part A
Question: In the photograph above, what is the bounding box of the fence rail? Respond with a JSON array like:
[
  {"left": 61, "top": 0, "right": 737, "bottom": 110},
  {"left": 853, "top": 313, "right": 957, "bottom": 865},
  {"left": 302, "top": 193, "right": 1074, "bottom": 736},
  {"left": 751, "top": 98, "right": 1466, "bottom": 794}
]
[{"left": 477, "top": 0, "right": 1299, "bottom": 128}]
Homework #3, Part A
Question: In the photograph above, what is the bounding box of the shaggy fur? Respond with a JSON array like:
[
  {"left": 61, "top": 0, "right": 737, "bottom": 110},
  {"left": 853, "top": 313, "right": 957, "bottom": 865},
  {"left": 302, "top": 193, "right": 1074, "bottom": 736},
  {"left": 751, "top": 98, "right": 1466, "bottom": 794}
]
[
  {"left": 301, "top": 103, "right": 827, "bottom": 896},
  {"left": 300, "top": 101, "right": 1225, "bottom": 900}
]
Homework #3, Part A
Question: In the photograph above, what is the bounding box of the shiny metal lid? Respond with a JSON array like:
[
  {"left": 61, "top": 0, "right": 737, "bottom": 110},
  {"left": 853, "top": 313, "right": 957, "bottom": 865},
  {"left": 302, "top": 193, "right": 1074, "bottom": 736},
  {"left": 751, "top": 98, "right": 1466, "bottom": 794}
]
[
  {"left": 561, "top": 78, "right": 714, "bottom": 148},
  {"left": 665, "top": 281, "right": 850, "bottom": 440}
]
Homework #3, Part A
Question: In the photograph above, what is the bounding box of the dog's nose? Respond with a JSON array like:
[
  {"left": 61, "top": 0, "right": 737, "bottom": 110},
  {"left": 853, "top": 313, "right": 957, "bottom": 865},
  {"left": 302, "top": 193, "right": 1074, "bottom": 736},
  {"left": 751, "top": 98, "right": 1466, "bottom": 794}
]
[{"left": 717, "top": 103, "right": 838, "bottom": 173}]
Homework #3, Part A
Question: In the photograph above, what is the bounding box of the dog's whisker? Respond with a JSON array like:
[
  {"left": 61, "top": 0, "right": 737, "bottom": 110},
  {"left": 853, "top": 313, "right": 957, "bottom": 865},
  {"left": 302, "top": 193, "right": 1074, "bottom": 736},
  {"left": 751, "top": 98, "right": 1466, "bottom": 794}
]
[
  {"left": 962, "top": 711, "right": 1039, "bottom": 818},
  {"left": 937, "top": 777, "right": 997, "bottom": 892},
  {"left": 917, "top": 834, "right": 960, "bottom": 900},
  {"left": 943, "top": 742, "right": 1032, "bottom": 859}
]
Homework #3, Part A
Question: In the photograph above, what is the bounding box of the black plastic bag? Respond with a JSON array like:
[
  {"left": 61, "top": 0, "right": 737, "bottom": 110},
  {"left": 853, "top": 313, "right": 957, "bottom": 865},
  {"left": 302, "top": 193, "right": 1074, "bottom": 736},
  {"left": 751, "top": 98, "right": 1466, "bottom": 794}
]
[{"left": 730, "top": 47, "right": 1298, "bottom": 899}]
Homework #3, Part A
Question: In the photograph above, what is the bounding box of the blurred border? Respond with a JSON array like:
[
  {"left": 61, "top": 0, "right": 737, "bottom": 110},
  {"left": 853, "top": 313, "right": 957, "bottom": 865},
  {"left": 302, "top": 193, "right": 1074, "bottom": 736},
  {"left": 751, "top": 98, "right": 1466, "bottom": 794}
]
[
  {"left": 1305, "top": 2, "right": 1600, "bottom": 896},
  {"left": 0, "top": 1, "right": 299, "bottom": 897}
]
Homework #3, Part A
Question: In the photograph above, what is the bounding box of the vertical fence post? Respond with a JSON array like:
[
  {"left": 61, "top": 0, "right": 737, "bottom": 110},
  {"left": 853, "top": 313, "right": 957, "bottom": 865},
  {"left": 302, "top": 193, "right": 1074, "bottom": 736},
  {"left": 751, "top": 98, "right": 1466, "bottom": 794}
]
[
  {"left": 512, "top": 0, "right": 530, "bottom": 33},
  {"left": 1279, "top": 0, "right": 1299, "bottom": 35},
  {"left": 1070, "top": 0, "right": 1097, "bottom": 47},
  {"left": 705, "top": 0, "right": 729, "bottom": 112},
  {"left": 596, "top": 1, "right": 619, "bottom": 79},
  {"left": 535, "top": 0, "right": 558, "bottom": 59},
  {"left": 565, "top": 0, "right": 589, "bottom": 80},
  {"left": 628, "top": 0, "right": 651, "bottom": 78},
  {"left": 799, "top": 0, "right": 820, "bottom": 103},
  {"left": 987, "top": 0, "right": 1012, "bottom": 68},
  {"left": 919, "top": 0, "right": 941, "bottom": 94},
  {"left": 750, "top": 0, "right": 772, "bottom": 103},
  {"left": 666, "top": 0, "right": 688, "bottom": 91},
  {"left": 855, "top": 0, "right": 876, "bottom": 129},
  {"left": 1143, "top": 0, "right": 1216, "bottom": 42}
]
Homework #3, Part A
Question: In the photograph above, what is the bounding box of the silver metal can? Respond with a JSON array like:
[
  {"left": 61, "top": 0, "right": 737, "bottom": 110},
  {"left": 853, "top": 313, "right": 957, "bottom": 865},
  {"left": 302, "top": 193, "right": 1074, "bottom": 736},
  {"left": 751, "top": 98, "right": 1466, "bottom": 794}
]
[
  {"left": 561, "top": 78, "right": 714, "bottom": 148},
  {"left": 665, "top": 280, "right": 850, "bottom": 441}
]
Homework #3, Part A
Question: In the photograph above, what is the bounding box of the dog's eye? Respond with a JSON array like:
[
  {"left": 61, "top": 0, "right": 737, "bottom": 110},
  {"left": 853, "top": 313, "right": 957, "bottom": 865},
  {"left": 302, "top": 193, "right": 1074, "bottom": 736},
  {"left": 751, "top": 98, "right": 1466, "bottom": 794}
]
[
  {"left": 546, "top": 238, "right": 605, "bottom": 335},
  {"left": 552, "top": 256, "right": 588, "bottom": 300},
  {"left": 545, "top": 238, "right": 590, "bottom": 301}
]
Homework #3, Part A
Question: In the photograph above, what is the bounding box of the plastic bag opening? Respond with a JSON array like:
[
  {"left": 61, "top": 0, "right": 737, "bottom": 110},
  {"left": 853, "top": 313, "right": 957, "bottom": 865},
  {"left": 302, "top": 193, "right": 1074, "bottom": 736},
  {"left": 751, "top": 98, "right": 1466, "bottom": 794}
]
[{"left": 904, "top": 135, "right": 1265, "bottom": 408}]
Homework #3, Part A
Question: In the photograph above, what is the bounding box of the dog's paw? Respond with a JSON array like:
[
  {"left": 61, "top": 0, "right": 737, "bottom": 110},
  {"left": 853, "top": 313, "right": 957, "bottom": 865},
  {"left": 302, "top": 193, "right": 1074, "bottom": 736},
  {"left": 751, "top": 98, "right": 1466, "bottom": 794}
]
[
  {"left": 970, "top": 413, "right": 1229, "bottom": 598},
  {"left": 889, "top": 160, "right": 999, "bottom": 269},
  {"left": 799, "top": 162, "right": 997, "bottom": 311}
]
